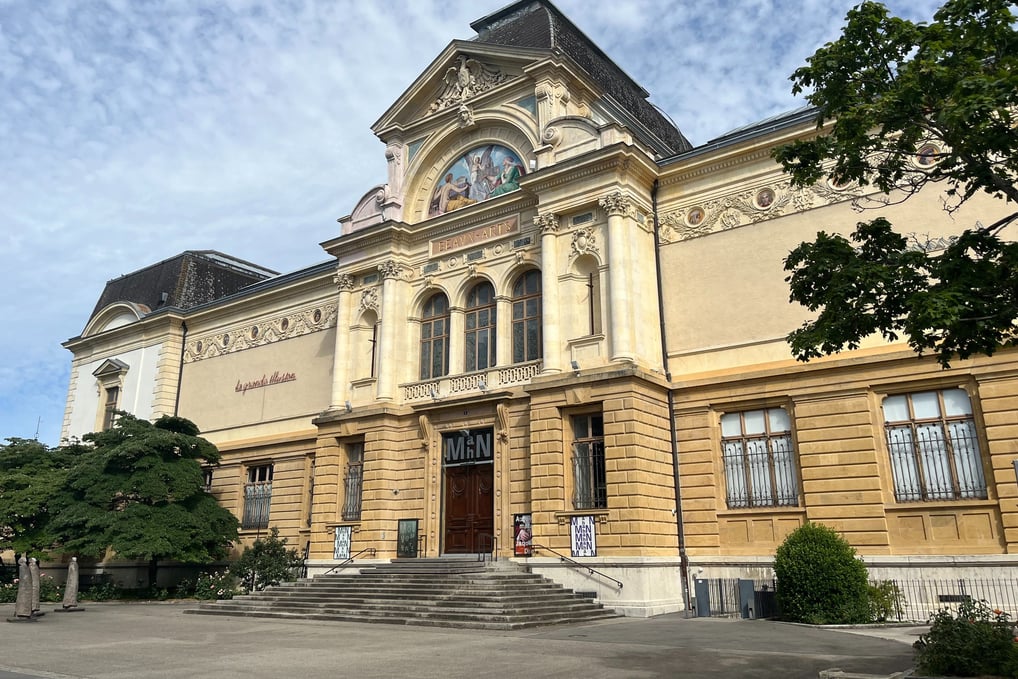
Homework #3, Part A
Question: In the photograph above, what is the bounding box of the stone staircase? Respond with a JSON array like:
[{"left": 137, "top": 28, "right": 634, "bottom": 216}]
[{"left": 186, "top": 558, "right": 617, "bottom": 629}]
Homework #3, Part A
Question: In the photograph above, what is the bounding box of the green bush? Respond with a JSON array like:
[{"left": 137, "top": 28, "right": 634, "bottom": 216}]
[
  {"left": 868, "top": 580, "right": 904, "bottom": 622},
  {"left": 82, "top": 580, "right": 120, "bottom": 601},
  {"left": 0, "top": 581, "right": 16, "bottom": 603},
  {"left": 0, "top": 572, "right": 63, "bottom": 603},
  {"left": 914, "top": 599, "right": 1017, "bottom": 677},
  {"left": 192, "top": 571, "right": 235, "bottom": 600},
  {"left": 774, "top": 522, "right": 871, "bottom": 624},
  {"left": 229, "top": 528, "right": 303, "bottom": 593}
]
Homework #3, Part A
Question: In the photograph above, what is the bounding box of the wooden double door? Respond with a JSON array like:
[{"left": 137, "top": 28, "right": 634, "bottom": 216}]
[{"left": 443, "top": 462, "right": 494, "bottom": 554}]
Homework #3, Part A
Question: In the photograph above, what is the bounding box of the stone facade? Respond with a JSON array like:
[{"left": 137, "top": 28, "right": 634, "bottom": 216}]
[{"left": 60, "top": 0, "right": 1018, "bottom": 616}]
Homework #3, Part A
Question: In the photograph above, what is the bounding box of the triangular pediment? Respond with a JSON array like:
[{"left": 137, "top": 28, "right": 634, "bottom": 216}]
[
  {"left": 92, "top": 358, "right": 130, "bottom": 379},
  {"left": 372, "top": 41, "right": 550, "bottom": 137}
]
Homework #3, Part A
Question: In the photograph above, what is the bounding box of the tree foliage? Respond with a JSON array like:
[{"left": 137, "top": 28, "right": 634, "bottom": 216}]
[
  {"left": 46, "top": 414, "right": 239, "bottom": 579},
  {"left": 774, "top": 0, "right": 1018, "bottom": 366},
  {"left": 229, "top": 527, "right": 303, "bottom": 592},
  {"left": 0, "top": 437, "right": 78, "bottom": 555}
]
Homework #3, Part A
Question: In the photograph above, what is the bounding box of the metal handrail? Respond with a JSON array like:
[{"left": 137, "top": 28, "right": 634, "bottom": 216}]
[
  {"left": 321, "top": 547, "right": 377, "bottom": 576},
  {"left": 530, "top": 543, "right": 623, "bottom": 589},
  {"left": 477, "top": 535, "right": 498, "bottom": 562}
]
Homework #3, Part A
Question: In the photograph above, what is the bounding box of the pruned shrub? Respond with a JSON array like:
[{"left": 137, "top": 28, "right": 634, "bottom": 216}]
[
  {"left": 774, "top": 522, "right": 871, "bottom": 624},
  {"left": 868, "top": 580, "right": 904, "bottom": 622},
  {"left": 914, "top": 599, "right": 1017, "bottom": 677},
  {"left": 229, "top": 528, "right": 303, "bottom": 592}
]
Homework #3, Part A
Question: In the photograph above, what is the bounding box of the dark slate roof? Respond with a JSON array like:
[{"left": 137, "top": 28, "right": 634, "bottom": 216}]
[
  {"left": 470, "top": 0, "right": 692, "bottom": 156},
  {"left": 89, "top": 251, "right": 277, "bottom": 320}
]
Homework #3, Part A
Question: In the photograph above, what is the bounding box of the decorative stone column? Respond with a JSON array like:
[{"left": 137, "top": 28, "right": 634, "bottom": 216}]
[
  {"left": 495, "top": 295, "right": 512, "bottom": 367},
  {"left": 330, "top": 273, "right": 355, "bottom": 409},
  {"left": 535, "top": 212, "right": 561, "bottom": 373},
  {"left": 449, "top": 306, "right": 465, "bottom": 376},
  {"left": 376, "top": 261, "right": 403, "bottom": 402},
  {"left": 598, "top": 192, "right": 636, "bottom": 362}
]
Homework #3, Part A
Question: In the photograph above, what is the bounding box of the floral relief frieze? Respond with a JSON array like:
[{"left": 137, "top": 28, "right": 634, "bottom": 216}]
[
  {"left": 183, "top": 302, "right": 337, "bottom": 363},
  {"left": 658, "top": 178, "right": 867, "bottom": 244}
]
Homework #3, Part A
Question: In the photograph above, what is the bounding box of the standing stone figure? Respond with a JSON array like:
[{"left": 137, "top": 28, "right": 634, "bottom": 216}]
[
  {"left": 58, "top": 557, "right": 83, "bottom": 612},
  {"left": 6, "top": 556, "right": 36, "bottom": 622},
  {"left": 29, "top": 558, "right": 44, "bottom": 617}
]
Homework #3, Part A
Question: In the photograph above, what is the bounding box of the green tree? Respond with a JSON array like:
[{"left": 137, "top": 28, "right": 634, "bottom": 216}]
[
  {"left": 774, "top": 523, "right": 871, "bottom": 625},
  {"left": 774, "top": 0, "right": 1018, "bottom": 367},
  {"left": 0, "top": 437, "right": 77, "bottom": 556},
  {"left": 48, "top": 414, "right": 239, "bottom": 587}
]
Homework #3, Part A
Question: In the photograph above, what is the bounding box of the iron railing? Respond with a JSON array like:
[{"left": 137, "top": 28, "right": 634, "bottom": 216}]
[
  {"left": 530, "top": 543, "right": 622, "bottom": 589},
  {"left": 321, "top": 548, "right": 377, "bottom": 576},
  {"left": 477, "top": 535, "right": 497, "bottom": 562}
]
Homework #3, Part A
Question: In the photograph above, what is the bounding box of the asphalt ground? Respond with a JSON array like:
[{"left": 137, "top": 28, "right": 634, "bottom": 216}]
[{"left": 1, "top": 602, "right": 925, "bottom": 679}]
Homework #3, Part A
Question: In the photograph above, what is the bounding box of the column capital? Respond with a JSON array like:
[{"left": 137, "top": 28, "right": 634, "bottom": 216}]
[
  {"left": 599, "top": 191, "right": 633, "bottom": 218},
  {"left": 334, "top": 273, "right": 355, "bottom": 291},
  {"left": 534, "top": 212, "right": 560, "bottom": 234},
  {"left": 378, "top": 260, "right": 404, "bottom": 280}
]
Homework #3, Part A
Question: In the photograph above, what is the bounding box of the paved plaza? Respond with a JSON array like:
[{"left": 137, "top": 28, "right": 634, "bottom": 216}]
[{"left": 2, "top": 603, "right": 923, "bottom": 679}]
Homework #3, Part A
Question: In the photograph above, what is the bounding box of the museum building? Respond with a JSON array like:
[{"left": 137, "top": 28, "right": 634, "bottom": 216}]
[{"left": 62, "top": 0, "right": 1018, "bottom": 617}]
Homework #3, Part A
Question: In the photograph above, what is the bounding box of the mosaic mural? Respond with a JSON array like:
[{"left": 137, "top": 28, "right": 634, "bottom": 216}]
[{"left": 429, "top": 144, "right": 526, "bottom": 217}]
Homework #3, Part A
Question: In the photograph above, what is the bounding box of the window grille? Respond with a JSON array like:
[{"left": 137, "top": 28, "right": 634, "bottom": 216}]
[
  {"left": 883, "top": 389, "right": 987, "bottom": 502},
  {"left": 721, "top": 408, "right": 799, "bottom": 509},
  {"left": 572, "top": 414, "right": 606, "bottom": 509},
  {"left": 342, "top": 444, "right": 364, "bottom": 521},
  {"left": 242, "top": 464, "right": 273, "bottom": 529}
]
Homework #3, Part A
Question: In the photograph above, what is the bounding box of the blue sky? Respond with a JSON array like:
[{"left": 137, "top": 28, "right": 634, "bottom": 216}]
[{"left": 0, "top": 0, "right": 944, "bottom": 446}]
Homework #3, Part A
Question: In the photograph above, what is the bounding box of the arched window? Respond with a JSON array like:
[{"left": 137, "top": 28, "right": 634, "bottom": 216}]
[
  {"left": 465, "top": 281, "right": 496, "bottom": 372},
  {"left": 420, "top": 293, "right": 450, "bottom": 380},
  {"left": 511, "top": 270, "right": 542, "bottom": 363}
]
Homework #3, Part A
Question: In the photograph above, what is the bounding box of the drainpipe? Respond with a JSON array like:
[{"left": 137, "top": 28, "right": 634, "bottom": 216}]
[
  {"left": 651, "top": 178, "right": 691, "bottom": 612},
  {"left": 174, "top": 320, "right": 187, "bottom": 417}
]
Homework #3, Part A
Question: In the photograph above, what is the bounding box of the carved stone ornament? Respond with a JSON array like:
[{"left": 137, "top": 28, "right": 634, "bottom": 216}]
[
  {"left": 599, "top": 192, "right": 633, "bottom": 218},
  {"left": 496, "top": 403, "right": 510, "bottom": 443},
  {"left": 457, "top": 103, "right": 475, "bottom": 129},
  {"left": 378, "top": 261, "right": 402, "bottom": 280},
  {"left": 570, "top": 226, "right": 599, "bottom": 258},
  {"left": 184, "top": 303, "right": 337, "bottom": 363},
  {"left": 533, "top": 212, "right": 559, "bottom": 233},
  {"left": 419, "top": 414, "right": 434, "bottom": 449},
  {"left": 430, "top": 55, "right": 510, "bottom": 114},
  {"left": 334, "top": 273, "right": 355, "bottom": 291},
  {"left": 360, "top": 288, "right": 380, "bottom": 313},
  {"left": 658, "top": 177, "right": 869, "bottom": 244}
]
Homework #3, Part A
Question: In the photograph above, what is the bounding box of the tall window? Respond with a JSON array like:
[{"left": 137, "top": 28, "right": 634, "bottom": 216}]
[
  {"left": 721, "top": 408, "right": 798, "bottom": 509},
  {"left": 512, "top": 270, "right": 542, "bottom": 363},
  {"left": 342, "top": 442, "right": 364, "bottom": 521},
  {"left": 465, "top": 282, "right": 496, "bottom": 372},
  {"left": 572, "top": 414, "right": 606, "bottom": 509},
  {"left": 883, "top": 388, "right": 987, "bottom": 502},
  {"left": 420, "top": 293, "right": 450, "bottom": 380},
  {"left": 242, "top": 464, "right": 273, "bottom": 529},
  {"left": 101, "top": 386, "right": 120, "bottom": 431}
]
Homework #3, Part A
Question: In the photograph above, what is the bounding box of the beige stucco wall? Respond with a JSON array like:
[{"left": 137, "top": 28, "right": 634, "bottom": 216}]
[{"left": 178, "top": 329, "right": 335, "bottom": 436}]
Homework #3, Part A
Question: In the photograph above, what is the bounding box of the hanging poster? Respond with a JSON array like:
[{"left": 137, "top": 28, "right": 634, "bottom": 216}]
[
  {"left": 570, "top": 515, "right": 597, "bottom": 557},
  {"left": 333, "top": 526, "right": 351, "bottom": 560},
  {"left": 513, "top": 513, "right": 533, "bottom": 557}
]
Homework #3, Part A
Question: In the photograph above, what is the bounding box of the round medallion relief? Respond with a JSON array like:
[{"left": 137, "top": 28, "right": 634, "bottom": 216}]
[
  {"left": 686, "top": 207, "right": 705, "bottom": 226},
  {"left": 755, "top": 188, "right": 775, "bottom": 209}
]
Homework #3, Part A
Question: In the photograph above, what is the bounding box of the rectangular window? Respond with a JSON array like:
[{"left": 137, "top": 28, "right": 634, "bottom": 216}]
[
  {"left": 242, "top": 464, "right": 273, "bottom": 529},
  {"left": 342, "top": 443, "right": 364, "bottom": 521},
  {"left": 883, "top": 388, "right": 987, "bottom": 502},
  {"left": 571, "top": 414, "right": 606, "bottom": 509},
  {"left": 102, "top": 386, "right": 120, "bottom": 431},
  {"left": 721, "top": 408, "right": 799, "bottom": 509}
]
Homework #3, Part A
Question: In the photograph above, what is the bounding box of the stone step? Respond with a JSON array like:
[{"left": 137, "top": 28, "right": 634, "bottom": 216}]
[{"left": 186, "top": 560, "right": 618, "bottom": 630}]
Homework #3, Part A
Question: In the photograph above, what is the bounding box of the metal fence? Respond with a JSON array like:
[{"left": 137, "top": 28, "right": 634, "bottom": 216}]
[
  {"left": 884, "top": 579, "right": 1018, "bottom": 623},
  {"left": 693, "top": 576, "right": 1018, "bottom": 623}
]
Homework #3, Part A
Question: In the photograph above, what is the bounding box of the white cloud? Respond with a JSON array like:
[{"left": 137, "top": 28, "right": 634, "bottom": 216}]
[{"left": 0, "top": 0, "right": 946, "bottom": 444}]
